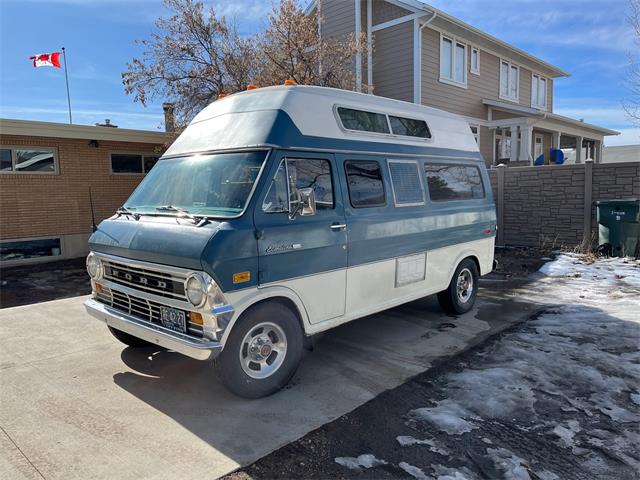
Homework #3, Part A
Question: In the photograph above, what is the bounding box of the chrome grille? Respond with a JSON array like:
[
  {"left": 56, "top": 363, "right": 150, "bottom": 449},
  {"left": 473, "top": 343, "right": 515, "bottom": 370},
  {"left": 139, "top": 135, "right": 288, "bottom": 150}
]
[
  {"left": 96, "top": 286, "right": 203, "bottom": 338},
  {"left": 103, "top": 260, "right": 187, "bottom": 301}
]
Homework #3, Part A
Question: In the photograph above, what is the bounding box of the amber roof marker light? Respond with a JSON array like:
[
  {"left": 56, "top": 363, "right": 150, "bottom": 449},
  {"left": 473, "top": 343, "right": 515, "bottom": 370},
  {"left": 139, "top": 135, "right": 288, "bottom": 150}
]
[
  {"left": 217, "top": 93, "right": 228, "bottom": 99},
  {"left": 246, "top": 84, "right": 258, "bottom": 90},
  {"left": 284, "top": 79, "right": 297, "bottom": 86}
]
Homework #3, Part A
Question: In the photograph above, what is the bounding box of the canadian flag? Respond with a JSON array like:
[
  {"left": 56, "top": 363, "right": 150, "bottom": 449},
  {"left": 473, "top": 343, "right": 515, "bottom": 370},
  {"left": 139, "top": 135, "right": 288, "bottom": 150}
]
[{"left": 30, "top": 52, "right": 62, "bottom": 68}]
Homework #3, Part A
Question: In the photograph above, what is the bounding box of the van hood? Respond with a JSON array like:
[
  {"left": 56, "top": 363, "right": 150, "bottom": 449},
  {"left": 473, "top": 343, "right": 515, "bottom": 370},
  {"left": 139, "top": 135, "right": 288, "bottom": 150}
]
[{"left": 89, "top": 216, "right": 221, "bottom": 270}]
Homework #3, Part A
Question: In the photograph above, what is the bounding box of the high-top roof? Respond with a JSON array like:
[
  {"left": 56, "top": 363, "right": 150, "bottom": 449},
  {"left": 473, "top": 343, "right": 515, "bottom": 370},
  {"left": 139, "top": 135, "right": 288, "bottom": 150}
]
[{"left": 166, "top": 85, "right": 479, "bottom": 156}]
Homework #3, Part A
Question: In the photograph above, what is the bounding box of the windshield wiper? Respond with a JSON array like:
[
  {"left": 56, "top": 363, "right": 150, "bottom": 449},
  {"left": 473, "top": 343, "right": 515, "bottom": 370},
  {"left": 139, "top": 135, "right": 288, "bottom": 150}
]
[
  {"left": 156, "top": 205, "right": 209, "bottom": 227},
  {"left": 116, "top": 206, "right": 140, "bottom": 220}
]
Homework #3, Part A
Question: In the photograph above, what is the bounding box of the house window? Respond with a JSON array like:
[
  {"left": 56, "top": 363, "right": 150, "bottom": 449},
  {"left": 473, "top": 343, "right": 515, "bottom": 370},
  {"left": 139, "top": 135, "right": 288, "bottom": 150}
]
[
  {"left": 337, "top": 107, "right": 390, "bottom": 134},
  {"left": 531, "top": 74, "right": 547, "bottom": 109},
  {"left": 470, "top": 125, "right": 480, "bottom": 144},
  {"left": 470, "top": 47, "right": 480, "bottom": 75},
  {"left": 388, "top": 160, "right": 425, "bottom": 206},
  {"left": 0, "top": 146, "right": 57, "bottom": 174},
  {"left": 1, "top": 237, "right": 62, "bottom": 262},
  {"left": 424, "top": 163, "right": 485, "bottom": 201},
  {"left": 440, "top": 35, "right": 467, "bottom": 87},
  {"left": 345, "top": 160, "right": 386, "bottom": 208},
  {"left": 500, "top": 60, "right": 519, "bottom": 101},
  {"left": 111, "top": 153, "right": 159, "bottom": 174}
]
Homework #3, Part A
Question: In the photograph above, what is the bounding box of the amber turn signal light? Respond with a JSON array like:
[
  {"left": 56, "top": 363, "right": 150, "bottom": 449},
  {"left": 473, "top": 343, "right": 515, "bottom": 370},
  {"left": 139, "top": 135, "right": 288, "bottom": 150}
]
[{"left": 189, "top": 312, "right": 204, "bottom": 325}]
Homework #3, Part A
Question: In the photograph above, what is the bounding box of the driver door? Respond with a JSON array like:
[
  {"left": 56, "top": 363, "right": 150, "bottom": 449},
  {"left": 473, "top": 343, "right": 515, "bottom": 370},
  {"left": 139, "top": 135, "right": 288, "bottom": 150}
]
[{"left": 253, "top": 151, "right": 347, "bottom": 324}]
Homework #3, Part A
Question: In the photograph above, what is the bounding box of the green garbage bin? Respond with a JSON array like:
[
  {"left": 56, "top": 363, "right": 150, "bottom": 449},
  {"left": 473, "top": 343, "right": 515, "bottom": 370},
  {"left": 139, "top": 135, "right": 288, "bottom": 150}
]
[{"left": 595, "top": 198, "right": 640, "bottom": 258}]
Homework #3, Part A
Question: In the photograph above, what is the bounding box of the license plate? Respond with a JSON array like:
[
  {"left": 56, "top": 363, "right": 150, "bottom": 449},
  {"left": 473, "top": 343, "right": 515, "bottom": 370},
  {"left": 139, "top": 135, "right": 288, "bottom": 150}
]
[{"left": 160, "top": 307, "right": 186, "bottom": 333}]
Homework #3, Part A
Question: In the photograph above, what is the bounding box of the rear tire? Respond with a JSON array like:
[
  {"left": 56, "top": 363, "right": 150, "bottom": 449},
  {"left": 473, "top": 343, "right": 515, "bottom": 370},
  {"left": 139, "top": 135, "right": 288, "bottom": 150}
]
[
  {"left": 108, "top": 326, "right": 153, "bottom": 348},
  {"left": 215, "top": 301, "right": 303, "bottom": 399},
  {"left": 437, "top": 258, "right": 479, "bottom": 315}
]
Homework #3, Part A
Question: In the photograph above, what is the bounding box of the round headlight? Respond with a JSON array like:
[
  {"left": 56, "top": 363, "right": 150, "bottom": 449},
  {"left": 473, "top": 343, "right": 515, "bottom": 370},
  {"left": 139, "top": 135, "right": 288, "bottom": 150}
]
[
  {"left": 185, "top": 274, "right": 207, "bottom": 307},
  {"left": 86, "top": 253, "right": 103, "bottom": 280}
]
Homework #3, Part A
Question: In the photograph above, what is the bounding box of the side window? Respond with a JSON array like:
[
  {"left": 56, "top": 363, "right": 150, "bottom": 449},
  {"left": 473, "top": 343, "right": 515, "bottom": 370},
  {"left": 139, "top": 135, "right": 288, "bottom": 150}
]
[
  {"left": 262, "top": 158, "right": 334, "bottom": 212},
  {"left": 337, "top": 107, "right": 390, "bottom": 134},
  {"left": 345, "top": 160, "right": 386, "bottom": 208},
  {"left": 388, "top": 160, "right": 425, "bottom": 206},
  {"left": 424, "top": 163, "right": 485, "bottom": 201}
]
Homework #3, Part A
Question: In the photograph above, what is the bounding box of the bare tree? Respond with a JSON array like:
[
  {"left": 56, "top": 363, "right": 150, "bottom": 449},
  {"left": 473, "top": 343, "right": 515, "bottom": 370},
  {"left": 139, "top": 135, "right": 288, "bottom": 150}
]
[
  {"left": 257, "top": 0, "right": 367, "bottom": 90},
  {"left": 123, "top": 0, "right": 369, "bottom": 127},
  {"left": 122, "top": 0, "right": 260, "bottom": 127},
  {"left": 624, "top": 0, "right": 640, "bottom": 125}
]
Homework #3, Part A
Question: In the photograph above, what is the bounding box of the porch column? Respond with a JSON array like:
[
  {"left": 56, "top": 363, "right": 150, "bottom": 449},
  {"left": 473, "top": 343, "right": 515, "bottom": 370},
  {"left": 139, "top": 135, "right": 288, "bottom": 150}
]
[
  {"left": 595, "top": 140, "right": 603, "bottom": 164},
  {"left": 519, "top": 124, "right": 533, "bottom": 164},
  {"left": 575, "top": 136, "right": 584, "bottom": 164},
  {"left": 552, "top": 131, "right": 561, "bottom": 149},
  {"left": 509, "top": 127, "right": 518, "bottom": 164}
]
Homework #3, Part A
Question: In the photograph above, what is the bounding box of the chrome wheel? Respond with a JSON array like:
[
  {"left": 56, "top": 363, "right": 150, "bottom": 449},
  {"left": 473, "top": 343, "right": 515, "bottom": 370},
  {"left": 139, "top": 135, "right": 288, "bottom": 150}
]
[
  {"left": 239, "top": 322, "right": 288, "bottom": 379},
  {"left": 456, "top": 268, "right": 474, "bottom": 304}
]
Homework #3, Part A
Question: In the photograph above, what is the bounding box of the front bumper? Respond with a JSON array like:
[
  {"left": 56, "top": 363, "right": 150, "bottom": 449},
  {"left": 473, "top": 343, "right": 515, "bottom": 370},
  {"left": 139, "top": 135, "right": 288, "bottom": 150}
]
[{"left": 85, "top": 298, "right": 222, "bottom": 361}]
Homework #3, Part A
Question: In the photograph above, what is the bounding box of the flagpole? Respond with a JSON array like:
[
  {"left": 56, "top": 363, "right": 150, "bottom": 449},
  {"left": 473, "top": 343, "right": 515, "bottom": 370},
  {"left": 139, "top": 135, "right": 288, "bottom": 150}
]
[{"left": 61, "top": 47, "right": 72, "bottom": 124}]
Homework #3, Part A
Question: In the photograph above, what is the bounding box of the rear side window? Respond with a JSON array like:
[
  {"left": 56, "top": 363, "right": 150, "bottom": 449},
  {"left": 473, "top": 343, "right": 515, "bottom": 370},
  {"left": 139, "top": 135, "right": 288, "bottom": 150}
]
[
  {"left": 388, "top": 160, "right": 425, "bottom": 206},
  {"left": 424, "top": 163, "right": 485, "bottom": 201},
  {"left": 337, "top": 107, "right": 390, "bottom": 134},
  {"left": 345, "top": 160, "right": 386, "bottom": 208},
  {"left": 389, "top": 116, "right": 431, "bottom": 139}
]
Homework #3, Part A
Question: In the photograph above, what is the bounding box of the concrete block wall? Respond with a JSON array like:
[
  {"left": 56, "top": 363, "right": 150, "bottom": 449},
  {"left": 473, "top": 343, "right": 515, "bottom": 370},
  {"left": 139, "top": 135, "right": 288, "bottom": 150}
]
[{"left": 489, "top": 161, "right": 640, "bottom": 249}]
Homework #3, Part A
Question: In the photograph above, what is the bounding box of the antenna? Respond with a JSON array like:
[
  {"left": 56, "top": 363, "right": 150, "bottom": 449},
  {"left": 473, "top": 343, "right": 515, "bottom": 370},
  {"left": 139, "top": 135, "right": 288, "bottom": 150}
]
[{"left": 89, "top": 187, "right": 97, "bottom": 232}]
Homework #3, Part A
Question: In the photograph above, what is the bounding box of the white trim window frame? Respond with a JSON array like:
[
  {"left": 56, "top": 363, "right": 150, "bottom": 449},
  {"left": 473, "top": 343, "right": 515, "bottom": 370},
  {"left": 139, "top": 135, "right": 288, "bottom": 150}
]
[
  {"left": 439, "top": 33, "right": 467, "bottom": 88},
  {"left": 531, "top": 73, "right": 548, "bottom": 110},
  {"left": 470, "top": 46, "right": 480, "bottom": 75},
  {"left": 469, "top": 124, "right": 480, "bottom": 145},
  {"left": 110, "top": 151, "right": 160, "bottom": 175},
  {"left": 499, "top": 59, "right": 520, "bottom": 102},
  {"left": 0, "top": 145, "right": 58, "bottom": 175}
]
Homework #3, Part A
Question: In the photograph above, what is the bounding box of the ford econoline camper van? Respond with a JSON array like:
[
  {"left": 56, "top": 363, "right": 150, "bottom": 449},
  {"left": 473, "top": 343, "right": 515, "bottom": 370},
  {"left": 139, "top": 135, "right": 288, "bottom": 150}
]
[{"left": 85, "top": 85, "right": 496, "bottom": 398}]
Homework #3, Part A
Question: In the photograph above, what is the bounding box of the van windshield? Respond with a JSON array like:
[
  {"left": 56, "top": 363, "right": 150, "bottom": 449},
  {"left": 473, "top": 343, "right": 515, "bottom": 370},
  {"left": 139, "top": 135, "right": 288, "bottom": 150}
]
[{"left": 125, "top": 151, "right": 267, "bottom": 218}]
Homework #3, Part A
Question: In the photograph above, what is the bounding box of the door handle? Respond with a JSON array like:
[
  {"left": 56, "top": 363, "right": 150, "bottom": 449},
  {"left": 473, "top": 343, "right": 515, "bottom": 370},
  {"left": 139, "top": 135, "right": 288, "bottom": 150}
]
[{"left": 330, "top": 223, "right": 347, "bottom": 230}]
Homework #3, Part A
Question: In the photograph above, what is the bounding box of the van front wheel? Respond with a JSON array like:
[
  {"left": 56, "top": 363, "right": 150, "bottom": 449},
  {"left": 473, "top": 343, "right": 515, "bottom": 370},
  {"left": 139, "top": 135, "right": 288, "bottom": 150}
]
[
  {"left": 215, "top": 302, "right": 303, "bottom": 399},
  {"left": 437, "top": 258, "right": 479, "bottom": 314}
]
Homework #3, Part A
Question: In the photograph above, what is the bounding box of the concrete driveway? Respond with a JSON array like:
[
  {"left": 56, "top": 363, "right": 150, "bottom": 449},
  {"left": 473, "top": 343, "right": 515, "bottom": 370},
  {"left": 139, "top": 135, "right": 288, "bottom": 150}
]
[{"left": 0, "top": 283, "right": 538, "bottom": 480}]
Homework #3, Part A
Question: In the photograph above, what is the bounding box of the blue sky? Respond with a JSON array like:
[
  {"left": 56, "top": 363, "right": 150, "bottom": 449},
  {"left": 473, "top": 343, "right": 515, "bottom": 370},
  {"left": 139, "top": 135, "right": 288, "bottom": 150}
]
[{"left": 0, "top": 0, "right": 637, "bottom": 145}]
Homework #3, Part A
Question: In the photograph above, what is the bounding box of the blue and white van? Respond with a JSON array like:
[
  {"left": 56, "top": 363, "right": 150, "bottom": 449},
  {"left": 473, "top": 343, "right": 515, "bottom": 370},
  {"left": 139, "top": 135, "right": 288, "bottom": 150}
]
[{"left": 85, "top": 85, "right": 496, "bottom": 398}]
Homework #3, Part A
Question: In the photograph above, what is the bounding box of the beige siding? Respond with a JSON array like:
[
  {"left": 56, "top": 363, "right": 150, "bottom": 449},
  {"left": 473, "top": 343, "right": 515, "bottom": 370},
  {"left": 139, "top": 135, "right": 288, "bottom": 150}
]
[
  {"left": 479, "top": 126, "right": 493, "bottom": 166},
  {"left": 372, "top": 21, "right": 414, "bottom": 102},
  {"left": 421, "top": 27, "right": 496, "bottom": 118},
  {"left": 520, "top": 66, "right": 532, "bottom": 107},
  {"left": 320, "top": 0, "right": 355, "bottom": 38},
  {"left": 372, "top": 0, "right": 411, "bottom": 24},
  {"left": 548, "top": 79, "right": 554, "bottom": 111}
]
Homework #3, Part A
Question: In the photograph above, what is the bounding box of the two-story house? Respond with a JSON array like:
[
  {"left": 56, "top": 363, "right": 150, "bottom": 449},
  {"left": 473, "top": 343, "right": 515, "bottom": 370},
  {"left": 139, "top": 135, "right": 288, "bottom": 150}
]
[{"left": 307, "top": 0, "right": 619, "bottom": 167}]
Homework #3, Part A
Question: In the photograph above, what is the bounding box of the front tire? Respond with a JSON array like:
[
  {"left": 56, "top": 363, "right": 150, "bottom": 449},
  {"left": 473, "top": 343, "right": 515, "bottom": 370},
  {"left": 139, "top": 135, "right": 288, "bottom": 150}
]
[
  {"left": 108, "top": 326, "right": 153, "bottom": 347},
  {"left": 215, "top": 301, "right": 303, "bottom": 399},
  {"left": 437, "top": 258, "right": 479, "bottom": 314}
]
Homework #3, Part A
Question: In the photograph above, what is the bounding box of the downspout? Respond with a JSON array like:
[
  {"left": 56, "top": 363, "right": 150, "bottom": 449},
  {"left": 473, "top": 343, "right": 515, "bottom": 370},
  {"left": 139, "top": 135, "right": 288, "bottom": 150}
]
[{"left": 415, "top": 11, "right": 437, "bottom": 104}]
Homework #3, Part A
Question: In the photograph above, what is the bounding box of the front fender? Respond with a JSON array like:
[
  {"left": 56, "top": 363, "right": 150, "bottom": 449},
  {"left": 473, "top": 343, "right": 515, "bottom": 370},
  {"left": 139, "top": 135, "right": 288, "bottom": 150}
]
[{"left": 219, "top": 285, "right": 311, "bottom": 347}]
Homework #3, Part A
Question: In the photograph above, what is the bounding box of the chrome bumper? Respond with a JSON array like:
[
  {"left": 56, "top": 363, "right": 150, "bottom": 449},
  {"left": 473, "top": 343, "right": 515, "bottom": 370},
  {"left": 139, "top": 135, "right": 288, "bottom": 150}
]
[{"left": 84, "top": 298, "right": 222, "bottom": 361}]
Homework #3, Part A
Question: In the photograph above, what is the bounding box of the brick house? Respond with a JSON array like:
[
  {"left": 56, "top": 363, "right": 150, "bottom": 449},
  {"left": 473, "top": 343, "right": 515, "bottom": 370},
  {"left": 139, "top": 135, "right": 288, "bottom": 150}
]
[
  {"left": 0, "top": 118, "right": 171, "bottom": 266},
  {"left": 308, "top": 0, "right": 619, "bottom": 166}
]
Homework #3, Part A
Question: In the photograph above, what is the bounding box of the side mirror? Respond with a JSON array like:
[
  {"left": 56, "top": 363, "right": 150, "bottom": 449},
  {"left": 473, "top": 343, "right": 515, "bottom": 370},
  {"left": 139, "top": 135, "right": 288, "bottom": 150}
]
[{"left": 298, "top": 187, "right": 316, "bottom": 216}]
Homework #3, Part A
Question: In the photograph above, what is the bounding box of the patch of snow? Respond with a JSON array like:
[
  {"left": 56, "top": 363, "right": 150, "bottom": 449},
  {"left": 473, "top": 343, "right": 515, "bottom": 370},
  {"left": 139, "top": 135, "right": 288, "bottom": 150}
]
[
  {"left": 536, "top": 471, "right": 559, "bottom": 480},
  {"left": 486, "top": 448, "right": 531, "bottom": 480},
  {"left": 334, "top": 454, "right": 387, "bottom": 470},
  {"left": 539, "top": 254, "right": 640, "bottom": 289},
  {"left": 396, "top": 436, "right": 450, "bottom": 455},
  {"left": 552, "top": 420, "right": 581, "bottom": 449},
  {"left": 408, "top": 402, "right": 479, "bottom": 434},
  {"left": 431, "top": 464, "right": 477, "bottom": 480},
  {"left": 631, "top": 393, "right": 640, "bottom": 406},
  {"left": 399, "top": 462, "right": 431, "bottom": 480}
]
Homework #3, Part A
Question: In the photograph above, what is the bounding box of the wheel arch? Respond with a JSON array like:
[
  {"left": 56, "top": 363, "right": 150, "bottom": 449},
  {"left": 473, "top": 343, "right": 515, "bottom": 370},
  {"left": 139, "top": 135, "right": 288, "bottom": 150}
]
[
  {"left": 446, "top": 250, "right": 481, "bottom": 286},
  {"left": 219, "top": 286, "right": 310, "bottom": 348}
]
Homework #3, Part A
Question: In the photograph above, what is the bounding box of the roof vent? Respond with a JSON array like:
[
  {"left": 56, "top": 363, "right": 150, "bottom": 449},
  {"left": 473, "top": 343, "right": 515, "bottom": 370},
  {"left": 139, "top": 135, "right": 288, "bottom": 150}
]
[{"left": 95, "top": 119, "right": 118, "bottom": 128}]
